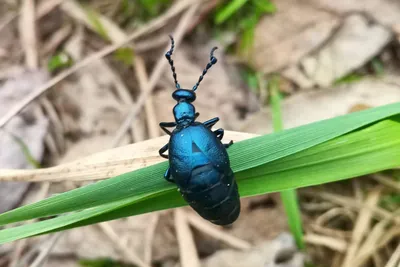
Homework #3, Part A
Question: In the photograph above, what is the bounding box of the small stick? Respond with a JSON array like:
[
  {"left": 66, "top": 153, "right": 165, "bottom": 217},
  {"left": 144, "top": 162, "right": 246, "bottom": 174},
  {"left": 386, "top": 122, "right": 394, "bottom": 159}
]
[
  {"left": 174, "top": 209, "right": 200, "bottom": 267},
  {"left": 0, "top": 0, "right": 197, "bottom": 129},
  {"left": 98, "top": 222, "right": 151, "bottom": 267},
  {"left": 187, "top": 213, "right": 251, "bottom": 250},
  {"left": 384, "top": 243, "right": 400, "bottom": 267},
  {"left": 135, "top": 55, "right": 160, "bottom": 139},
  {"left": 112, "top": 1, "right": 200, "bottom": 146},
  {"left": 28, "top": 233, "right": 63, "bottom": 267},
  {"left": 341, "top": 188, "right": 382, "bottom": 267},
  {"left": 143, "top": 213, "right": 160, "bottom": 265},
  {"left": 304, "top": 233, "right": 347, "bottom": 252}
]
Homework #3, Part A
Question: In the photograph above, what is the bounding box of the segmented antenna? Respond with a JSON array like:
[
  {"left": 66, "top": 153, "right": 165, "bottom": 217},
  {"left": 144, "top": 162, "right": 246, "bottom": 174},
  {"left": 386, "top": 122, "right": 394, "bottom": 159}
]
[
  {"left": 192, "top": 47, "right": 218, "bottom": 91},
  {"left": 165, "top": 35, "right": 180, "bottom": 89}
]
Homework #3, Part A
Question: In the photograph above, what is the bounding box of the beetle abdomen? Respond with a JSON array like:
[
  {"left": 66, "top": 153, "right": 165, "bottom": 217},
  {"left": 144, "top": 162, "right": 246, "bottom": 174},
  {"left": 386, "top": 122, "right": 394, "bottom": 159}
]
[{"left": 180, "top": 164, "right": 240, "bottom": 225}]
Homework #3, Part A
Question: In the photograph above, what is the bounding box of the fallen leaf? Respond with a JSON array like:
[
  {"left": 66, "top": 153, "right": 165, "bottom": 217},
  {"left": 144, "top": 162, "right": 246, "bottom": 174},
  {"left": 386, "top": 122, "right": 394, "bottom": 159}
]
[
  {"left": 0, "top": 70, "right": 49, "bottom": 212},
  {"left": 301, "top": 15, "right": 391, "bottom": 87},
  {"left": 251, "top": 0, "right": 340, "bottom": 74},
  {"left": 239, "top": 75, "right": 400, "bottom": 134},
  {"left": 199, "top": 233, "right": 304, "bottom": 267}
]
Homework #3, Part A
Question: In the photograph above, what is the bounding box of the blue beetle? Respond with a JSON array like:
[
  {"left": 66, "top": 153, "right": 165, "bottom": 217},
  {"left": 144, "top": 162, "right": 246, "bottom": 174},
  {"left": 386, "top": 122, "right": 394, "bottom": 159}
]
[{"left": 158, "top": 36, "right": 240, "bottom": 225}]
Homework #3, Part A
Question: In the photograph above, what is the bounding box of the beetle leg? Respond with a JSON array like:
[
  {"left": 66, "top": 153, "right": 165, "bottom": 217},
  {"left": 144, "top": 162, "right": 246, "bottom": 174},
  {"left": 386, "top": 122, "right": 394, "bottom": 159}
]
[
  {"left": 203, "top": 117, "right": 219, "bottom": 128},
  {"left": 159, "top": 121, "right": 176, "bottom": 135},
  {"left": 159, "top": 144, "right": 175, "bottom": 183},
  {"left": 159, "top": 143, "right": 169, "bottom": 159},
  {"left": 164, "top": 167, "right": 175, "bottom": 183},
  {"left": 213, "top": 128, "right": 224, "bottom": 140},
  {"left": 224, "top": 140, "right": 234, "bottom": 149},
  {"left": 214, "top": 128, "right": 233, "bottom": 149}
]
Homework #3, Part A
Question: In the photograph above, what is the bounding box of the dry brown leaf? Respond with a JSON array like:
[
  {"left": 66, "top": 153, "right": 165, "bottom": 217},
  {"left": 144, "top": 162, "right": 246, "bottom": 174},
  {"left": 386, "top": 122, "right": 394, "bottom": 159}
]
[
  {"left": 309, "top": 0, "right": 400, "bottom": 26},
  {"left": 252, "top": 0, "right": 395, "bottom": 89},
  {"left": 0, "top": 70, "right": 49, "bottom": 212},
  {"left": 200, "top": 233, "right": 303, "bottom": 267},
  {"left": 251, "top": 0, "right": 339, "bottom": 74},
  {"left": 300, "top": 14, "right": 391, "bottom": 87},
  {"left": 50, "top": 213, "right": 155, "bottom": 264},
  {"left": 239, "top": 76, "right": 400, "bottom": 134}
]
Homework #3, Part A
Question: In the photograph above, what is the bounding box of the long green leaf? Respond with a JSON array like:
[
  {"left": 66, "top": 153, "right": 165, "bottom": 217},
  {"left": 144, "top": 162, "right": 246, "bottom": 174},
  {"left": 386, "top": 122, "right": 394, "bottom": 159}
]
[
  {"left": 0, "top": 103, "right": 400, "bottom": 227},
  {"left": 269, "top": 75, "right": 304, "bottom": 249},
  {"left": 0, "top": 117, "right": 400, "bottom": 244}
]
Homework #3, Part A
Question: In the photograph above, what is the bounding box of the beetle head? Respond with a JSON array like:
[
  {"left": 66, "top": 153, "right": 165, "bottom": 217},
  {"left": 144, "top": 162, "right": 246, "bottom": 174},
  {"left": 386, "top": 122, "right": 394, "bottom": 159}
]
[{"left": 172, "top": 89, "right": 196, "bottom": 102}]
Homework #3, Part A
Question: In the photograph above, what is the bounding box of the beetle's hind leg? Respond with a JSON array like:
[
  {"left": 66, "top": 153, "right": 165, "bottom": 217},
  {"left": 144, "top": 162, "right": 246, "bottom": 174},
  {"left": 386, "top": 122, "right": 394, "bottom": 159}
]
[
  {"left": 203, "top": 117, "right": 219, "bottom": 128},
  {"left": 159, "top": 121, "right": 176, "bottom": 135},
  {"left": 213, "top": 128, "right": 233, "bottom": 149},
  {"left": 164, "top": 167, "right": 175, "bottom": 183},
  {"left": 224, "top": 140, "right": 234, "bottom": 149}
]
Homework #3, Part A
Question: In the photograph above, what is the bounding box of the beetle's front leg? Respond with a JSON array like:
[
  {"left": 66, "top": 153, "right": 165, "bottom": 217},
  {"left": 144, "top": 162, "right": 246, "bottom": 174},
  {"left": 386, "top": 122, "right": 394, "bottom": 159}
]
[
  {"left": 159, "top": 143, "right": 175, "bottom": 183},
  {"left": 159, "top": 122, "right": 176, "bottom": 135},
  {"left": 203, "top": 117, "right": 219, "bottom": 129},
  {"left": 213, "top": 128, "right": 233, "bottom": 149}
]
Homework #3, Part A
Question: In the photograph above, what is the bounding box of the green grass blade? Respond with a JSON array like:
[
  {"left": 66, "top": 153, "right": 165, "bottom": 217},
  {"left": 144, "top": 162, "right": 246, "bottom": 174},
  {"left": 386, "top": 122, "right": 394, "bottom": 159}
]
[
  {"left": 252, "top": 0, "right": 276, "bottom": 13},
  {"left": 84, "top": 6, "right": 110, "bottom": 41},
  {"left": 215, "top": 0, "right": 249, "bottom": 24},
  {"left": 269, "top": 76, "right": 283, "bottom": 131},
  {"left": 269, "top": 75, "right": 304, "bottom": 249},
  {"left": 0, "top": 103, "right": 400, "bottom": 227},
  {"left": 1, "top": 118, "right": 400, "bottom": 244},
  {"left": 9, "top": 133, "right": 41, "bottom": 168}
]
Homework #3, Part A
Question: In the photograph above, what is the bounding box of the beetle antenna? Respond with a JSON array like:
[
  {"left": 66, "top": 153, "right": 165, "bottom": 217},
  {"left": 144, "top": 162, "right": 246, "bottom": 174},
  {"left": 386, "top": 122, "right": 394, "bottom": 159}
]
[
  {"left": 192, "top": 47, "right": 218, "bottom": 91},
  {"left": 165, "top": 35, "right": 180, "bottom": 89}
]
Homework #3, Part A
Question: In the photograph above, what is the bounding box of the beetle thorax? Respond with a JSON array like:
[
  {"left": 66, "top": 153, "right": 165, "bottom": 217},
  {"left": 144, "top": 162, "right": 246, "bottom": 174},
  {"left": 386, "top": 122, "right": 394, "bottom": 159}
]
[{"left": 173, "top": 101, "right": 195, "bottom": 126}]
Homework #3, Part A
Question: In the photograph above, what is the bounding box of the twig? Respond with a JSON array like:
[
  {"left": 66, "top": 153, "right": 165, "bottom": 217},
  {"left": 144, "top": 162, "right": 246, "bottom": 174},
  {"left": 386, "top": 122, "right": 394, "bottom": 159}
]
[
  {"left": 0, "top": 0, "right": 197, "bottom": 129},
  {"left": 9, "top": 240, "right": 27, "bottom": 267},
  {"left": 384, "top": 243, "right": 400, "bottom": 267},
  {"left": 174, "top": 209, "right": 200, "bottom": 267},
  {"left": 304, "top": 233, "right": 347, "bottom": 252},
  {"left": 342, "top": 187, "right": 382, "bottom": 267},
  {"left": 112, "top": 1, "right": 201, "bottom": 147},
  {"left": 352, "top": 217, "right": 392, "bottom": 267},
  {"left": 62, "top": 0, "right": 148, "bottom": 142},
  {"left": 0, "top": 13, "right": 17, "bottom": 33},
  {"left": 28, "top": 233, "right": 63, "bottom": 267},
  {"left": 40, "top": 98, "right": 65, "bottom": 154},
  {"left": 98, "top": 222, "right": 151, "bottom": 267},
  {"left": 36, "top": 0, "right": 63, "bottom": 19},
  {"left": 61, "top": 0, "right": 127, "bottom": 43},
  {"left": 135, "top": 55, "right": 160, "bottom": 139},
  {"left": 143, "top": 213, "right": 160, "bottom": 265},
  {"left": 12, "top": 182, "right": 51, "bottom": 267},
  {"left": 315, "top": 207, "right": 356, "bottom": 226},
  {"left": 303, "top": 190, "right": 400, "bottom": 224},
  {"left": 19, "top": 0, "right": 38, "bottom": 69},
  {"left": 0, "top": 131, "right": 256, "bottom": 182},
  {"left": 134, "top": 35, "right": 169, "bottom": 52},
  {"left": 372, "top": 174, "right": 400, "bottom": 192},
  {"left": 186, "top": 213, "right": 251, "bottom": 250},
  {"left": 42, "top": 24, "right": 73, "bottom": 56}
]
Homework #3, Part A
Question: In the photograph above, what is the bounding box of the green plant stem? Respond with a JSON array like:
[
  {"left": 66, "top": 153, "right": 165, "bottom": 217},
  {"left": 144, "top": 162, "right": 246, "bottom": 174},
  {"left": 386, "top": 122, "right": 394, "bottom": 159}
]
[{"left": 269, "top": 75, "right": 305, "bottom": 249}]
